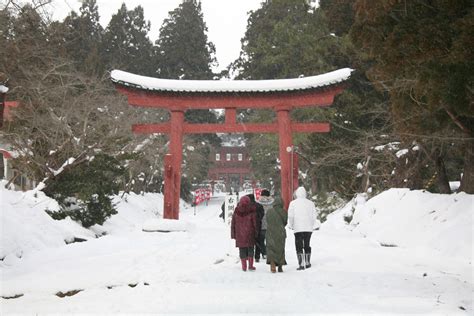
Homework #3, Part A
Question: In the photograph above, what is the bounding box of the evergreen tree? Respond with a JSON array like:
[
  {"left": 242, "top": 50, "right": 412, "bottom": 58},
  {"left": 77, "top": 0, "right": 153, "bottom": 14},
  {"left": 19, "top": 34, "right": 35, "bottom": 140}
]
[
  {"left": 0, "top": 3, "right": 55, "bottom": 87},
  {"left": 319, "top": 0, "right": 354, "bottom": 36},
  {"left": 102, "top": 3, "right": 155, "bottom": 76},
  {"left": 44, "top": 154, "right": 126, "bottom": 228},
  {"left": 351, "top": 0, "right": 473, "bottom": 193},
  {"left": 232, "top": 0, "right": 337, "bottom": 80},
  {"left": 155, "top": 0, "right": 216, "bottom": 79},
  {"left": 57, "top": 0, "right": 104, "bottom": 75},
  {"left": 154, "top": 0, "right": 220, "bottom": 200}
]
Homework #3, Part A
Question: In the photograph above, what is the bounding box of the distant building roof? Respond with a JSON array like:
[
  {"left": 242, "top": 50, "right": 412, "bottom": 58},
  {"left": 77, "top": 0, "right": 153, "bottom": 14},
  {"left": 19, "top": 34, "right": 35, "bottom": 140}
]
[{"left": 111, "top": 68, "right": 353, "bottom": 93}]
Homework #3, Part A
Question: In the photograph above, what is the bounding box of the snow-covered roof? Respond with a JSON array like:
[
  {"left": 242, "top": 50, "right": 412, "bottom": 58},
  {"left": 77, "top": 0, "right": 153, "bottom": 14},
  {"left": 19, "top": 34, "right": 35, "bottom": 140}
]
[
  {"left": 0, "top": 84, "right": 8, "bottom": 94},
  {"left": 110, "top": 68, "right": 353, "bottom": 93}
]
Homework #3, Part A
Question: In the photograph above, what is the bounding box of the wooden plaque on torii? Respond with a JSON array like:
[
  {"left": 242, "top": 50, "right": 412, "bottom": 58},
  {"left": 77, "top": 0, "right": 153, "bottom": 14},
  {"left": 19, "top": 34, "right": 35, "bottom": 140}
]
[{"left": 112, "top": 69, "right": 351, "bottom": 219}]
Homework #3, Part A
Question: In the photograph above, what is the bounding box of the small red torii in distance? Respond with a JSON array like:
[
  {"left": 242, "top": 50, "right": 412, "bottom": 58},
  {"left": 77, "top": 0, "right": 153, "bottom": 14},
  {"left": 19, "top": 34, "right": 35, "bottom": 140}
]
[{"left": 112, "top": 69, "right": 351, "bottom": 219}]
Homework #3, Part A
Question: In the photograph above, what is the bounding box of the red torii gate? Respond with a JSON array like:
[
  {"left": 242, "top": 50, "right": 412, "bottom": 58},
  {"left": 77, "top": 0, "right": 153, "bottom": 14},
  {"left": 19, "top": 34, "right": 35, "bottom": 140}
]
[{"left": 112, "top": 68, "right": 351, "bottom": 219}]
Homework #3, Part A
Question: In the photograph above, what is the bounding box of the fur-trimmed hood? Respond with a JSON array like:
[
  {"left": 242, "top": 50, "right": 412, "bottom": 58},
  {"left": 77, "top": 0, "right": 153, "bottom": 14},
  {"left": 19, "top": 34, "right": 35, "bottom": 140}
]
[{"left": 258, "top": 195, "right": 274, "bottom": 206}]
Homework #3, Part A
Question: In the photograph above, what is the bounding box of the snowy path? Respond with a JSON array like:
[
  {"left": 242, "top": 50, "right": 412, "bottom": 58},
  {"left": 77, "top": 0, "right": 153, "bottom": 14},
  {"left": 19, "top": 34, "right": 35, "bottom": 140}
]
[{"left": 1, "top": 195, "right": 472, "bottom": 315}]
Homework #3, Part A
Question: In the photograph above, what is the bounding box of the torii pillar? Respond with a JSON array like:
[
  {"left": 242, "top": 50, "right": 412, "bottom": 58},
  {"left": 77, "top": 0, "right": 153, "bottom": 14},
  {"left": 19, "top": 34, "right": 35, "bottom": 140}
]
[
  {"left": 277, "top": 107, "right": 293, "bottom": 210},
  {"left": 163, "top": 109, "right": 184, "bottom": 219},
  {"left": 112, "top": 68, "right": 351, "bottom": 219}
]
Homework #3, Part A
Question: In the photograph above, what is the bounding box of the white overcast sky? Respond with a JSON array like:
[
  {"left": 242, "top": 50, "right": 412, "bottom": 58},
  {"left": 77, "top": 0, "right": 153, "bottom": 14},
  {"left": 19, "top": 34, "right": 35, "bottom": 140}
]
[{"left": 48, "top": 0, "right": 265, "bottom": 71}]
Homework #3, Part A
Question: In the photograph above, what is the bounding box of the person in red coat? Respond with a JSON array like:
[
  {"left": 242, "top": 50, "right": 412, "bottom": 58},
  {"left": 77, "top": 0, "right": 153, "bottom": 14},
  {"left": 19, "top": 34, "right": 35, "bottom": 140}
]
[{"left": 231, "top": 195, "right": 258, "bottom": 271}]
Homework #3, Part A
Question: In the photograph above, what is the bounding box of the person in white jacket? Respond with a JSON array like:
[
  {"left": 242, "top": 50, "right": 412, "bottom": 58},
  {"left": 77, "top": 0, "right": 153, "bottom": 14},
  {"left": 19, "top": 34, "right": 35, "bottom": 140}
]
[{"left": 287, "top": 186, "right": 320, "bottom": 270}]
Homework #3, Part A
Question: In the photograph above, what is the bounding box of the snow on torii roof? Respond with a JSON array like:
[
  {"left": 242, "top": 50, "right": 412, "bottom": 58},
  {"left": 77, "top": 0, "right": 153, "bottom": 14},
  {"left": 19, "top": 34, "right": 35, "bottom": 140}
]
[{"left": 110, "top": 68, "right": 353, "bottom": 93}]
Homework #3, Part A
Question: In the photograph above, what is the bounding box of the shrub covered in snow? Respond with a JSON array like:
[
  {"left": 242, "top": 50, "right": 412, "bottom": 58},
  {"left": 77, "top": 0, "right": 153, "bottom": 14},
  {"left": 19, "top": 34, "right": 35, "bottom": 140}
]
[
  {"left": 312, "top": 191, "right": 348, "bottom": 223},
  {"left": 43, "top": 154, "right": 125, "bottom": 227},
  {"left": 0, "top": 181, "right": 95, "bottom": 262}
]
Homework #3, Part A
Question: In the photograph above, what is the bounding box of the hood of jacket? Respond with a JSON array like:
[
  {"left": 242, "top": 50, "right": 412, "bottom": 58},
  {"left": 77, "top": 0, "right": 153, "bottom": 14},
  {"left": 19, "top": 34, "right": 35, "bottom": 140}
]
[
  {"left": 294, "top": 187, "right": 307, "bottom": 199},
  {"left": 235, "top": 196, "right": 255, "bottom": 216},
  {"left": 258, "top": 195, "right": 274, "bottom": 206}
]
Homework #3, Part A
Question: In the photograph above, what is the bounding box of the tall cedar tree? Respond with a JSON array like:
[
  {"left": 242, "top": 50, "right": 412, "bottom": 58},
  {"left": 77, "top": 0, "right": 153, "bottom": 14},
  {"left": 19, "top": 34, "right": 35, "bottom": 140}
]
[
  {"left": 155, "top": 0, "right": 216, "bottom": 79},
  {"left": 351, "top": 0, "right": 473, "bottom": 193},
  {"left": 319, "top": 0, "right": 354, "bottom": 36},
  {"left": 155, "top": 0, "right": 219, "bottom": 129},
  {"left": 56, "top": 0, "right": 104, "bottom": 76},
  {"left": 0, "top": 4, "right": 54, "bottom": 88},
  {"left": 155, "top": 0, "right": 220, "bottom": 200},
  {"left": 101, "top": 3, "right": 155, "bottom": 76},
  {"left": 232, "top": 0, "right": 336, "bottom": 80}
]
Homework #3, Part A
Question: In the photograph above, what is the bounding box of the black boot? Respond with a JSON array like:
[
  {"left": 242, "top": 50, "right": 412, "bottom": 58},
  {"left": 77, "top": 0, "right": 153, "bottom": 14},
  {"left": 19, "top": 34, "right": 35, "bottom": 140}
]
[
  {"left": 297, "top": 253, "right": 305, "bottom": 270},
  {"left": 305, "top": 253, "right": 311, "bottom": 269}
]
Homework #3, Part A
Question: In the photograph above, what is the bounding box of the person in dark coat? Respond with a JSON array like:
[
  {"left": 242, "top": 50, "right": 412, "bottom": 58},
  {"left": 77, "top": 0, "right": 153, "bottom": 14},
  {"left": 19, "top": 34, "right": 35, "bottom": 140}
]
[
  {"left": 265, "top": 195, "right": 287, "bottom": 273},
  {"left": 231, "top": 195, "right": 258, "bottom": 271},
  {"left": 247, "top": 193, "right": 266, "bottom": 262},
  {"left": 219, "top": 201, "right": 225, "bottom": 222},
  {"left": 219, "top": 189, "right": 234, "bottom": 221}
]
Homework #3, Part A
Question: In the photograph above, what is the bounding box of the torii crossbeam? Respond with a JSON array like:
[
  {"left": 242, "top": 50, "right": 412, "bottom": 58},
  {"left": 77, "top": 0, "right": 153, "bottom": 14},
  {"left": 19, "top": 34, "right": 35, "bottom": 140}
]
[{"left": 112, "top": 68, "right": 351, "bottom": 219}]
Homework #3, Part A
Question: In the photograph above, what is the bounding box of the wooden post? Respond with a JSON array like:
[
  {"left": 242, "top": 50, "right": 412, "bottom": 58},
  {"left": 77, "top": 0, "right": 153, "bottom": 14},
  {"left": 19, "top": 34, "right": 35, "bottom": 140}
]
[
  {"left": 277, "top": 108, "right": 293, "bottom": 211},
  {"left": 0, "top": 92, "right": 5, "bottom": 129},
  {"left": 163, "top": 154, "right": 174, "bottom": 219},
  {"left": 293, "top": 152, "right": 299, "bottom": 194},
  {"left": 168, "top": 110, "right": 184, "bottom": 219},
  {"left": 225, "top": 107, "right": 237, "bottom": 124}
]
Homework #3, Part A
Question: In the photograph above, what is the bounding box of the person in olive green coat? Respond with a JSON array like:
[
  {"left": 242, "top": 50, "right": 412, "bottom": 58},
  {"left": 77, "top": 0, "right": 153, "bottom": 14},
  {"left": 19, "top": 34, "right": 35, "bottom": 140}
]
[{"left": 260, "top": 191, "right": 287, "bottom": 273}]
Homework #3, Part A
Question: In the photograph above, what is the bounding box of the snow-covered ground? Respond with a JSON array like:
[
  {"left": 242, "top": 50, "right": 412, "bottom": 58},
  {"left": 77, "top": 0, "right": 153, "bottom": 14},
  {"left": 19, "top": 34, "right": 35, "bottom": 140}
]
[{"left": 1, "top": 184, "right": 472, "bottom": 315}]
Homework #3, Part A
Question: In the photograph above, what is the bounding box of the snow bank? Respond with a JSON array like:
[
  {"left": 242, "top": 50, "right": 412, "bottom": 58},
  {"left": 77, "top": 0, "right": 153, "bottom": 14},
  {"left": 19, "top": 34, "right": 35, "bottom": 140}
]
[
  {"left": 107, "top": 192, "right": 192, "bottom": 234},
  {"left": 321, "top": 193, "right": 367, "bottom": 231},
  {"left": 324, "top": 189, "right": 473, "bottom": 261},
  {"left": 142, "top": 218, "right": 190, "bottom": 232},
  {"left": 104, "top": 192, "right": 165, "bottom": 234},
  {"left": 0, "top": 184, "right": 191, "bottom": 262},
  {"left": 0, "top": 182, "right": 94, "bottom": 262},
  {"left": 2, "top": 180, "right": 471, "bottom": 272}
]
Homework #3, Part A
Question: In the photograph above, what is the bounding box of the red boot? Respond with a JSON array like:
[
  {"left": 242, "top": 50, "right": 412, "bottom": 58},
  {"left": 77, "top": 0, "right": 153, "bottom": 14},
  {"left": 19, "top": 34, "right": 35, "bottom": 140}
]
[
  {"left": 241, "top": 258, "right": 247, "bottom": 271},
  {"left": 248, "top": 257, "right": 256, "bottom": 271}
]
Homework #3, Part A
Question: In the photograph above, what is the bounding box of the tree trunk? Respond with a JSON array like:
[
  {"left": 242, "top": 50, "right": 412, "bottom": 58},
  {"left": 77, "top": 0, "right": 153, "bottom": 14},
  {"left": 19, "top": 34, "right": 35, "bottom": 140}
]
[
  {"left": 5, "top": 172, "right": 19, "bottom": 189},
  {"left": 360, "top": 155, "right": 371, "bottom": 193},
  {"left": 0, "top": 92, "right": 5, "bottom": 128},
  {"left": 409, "top": 150, "right": 424, "bottom": 190},
  {"left": 459, "top": 140, "right": 474, "bottom": 194},
  {"left": 435, "top": 153, "right": 451, "bottom": 194},
  {"left": 310, "top": 168, "right": 319, "bottom": 193}
]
